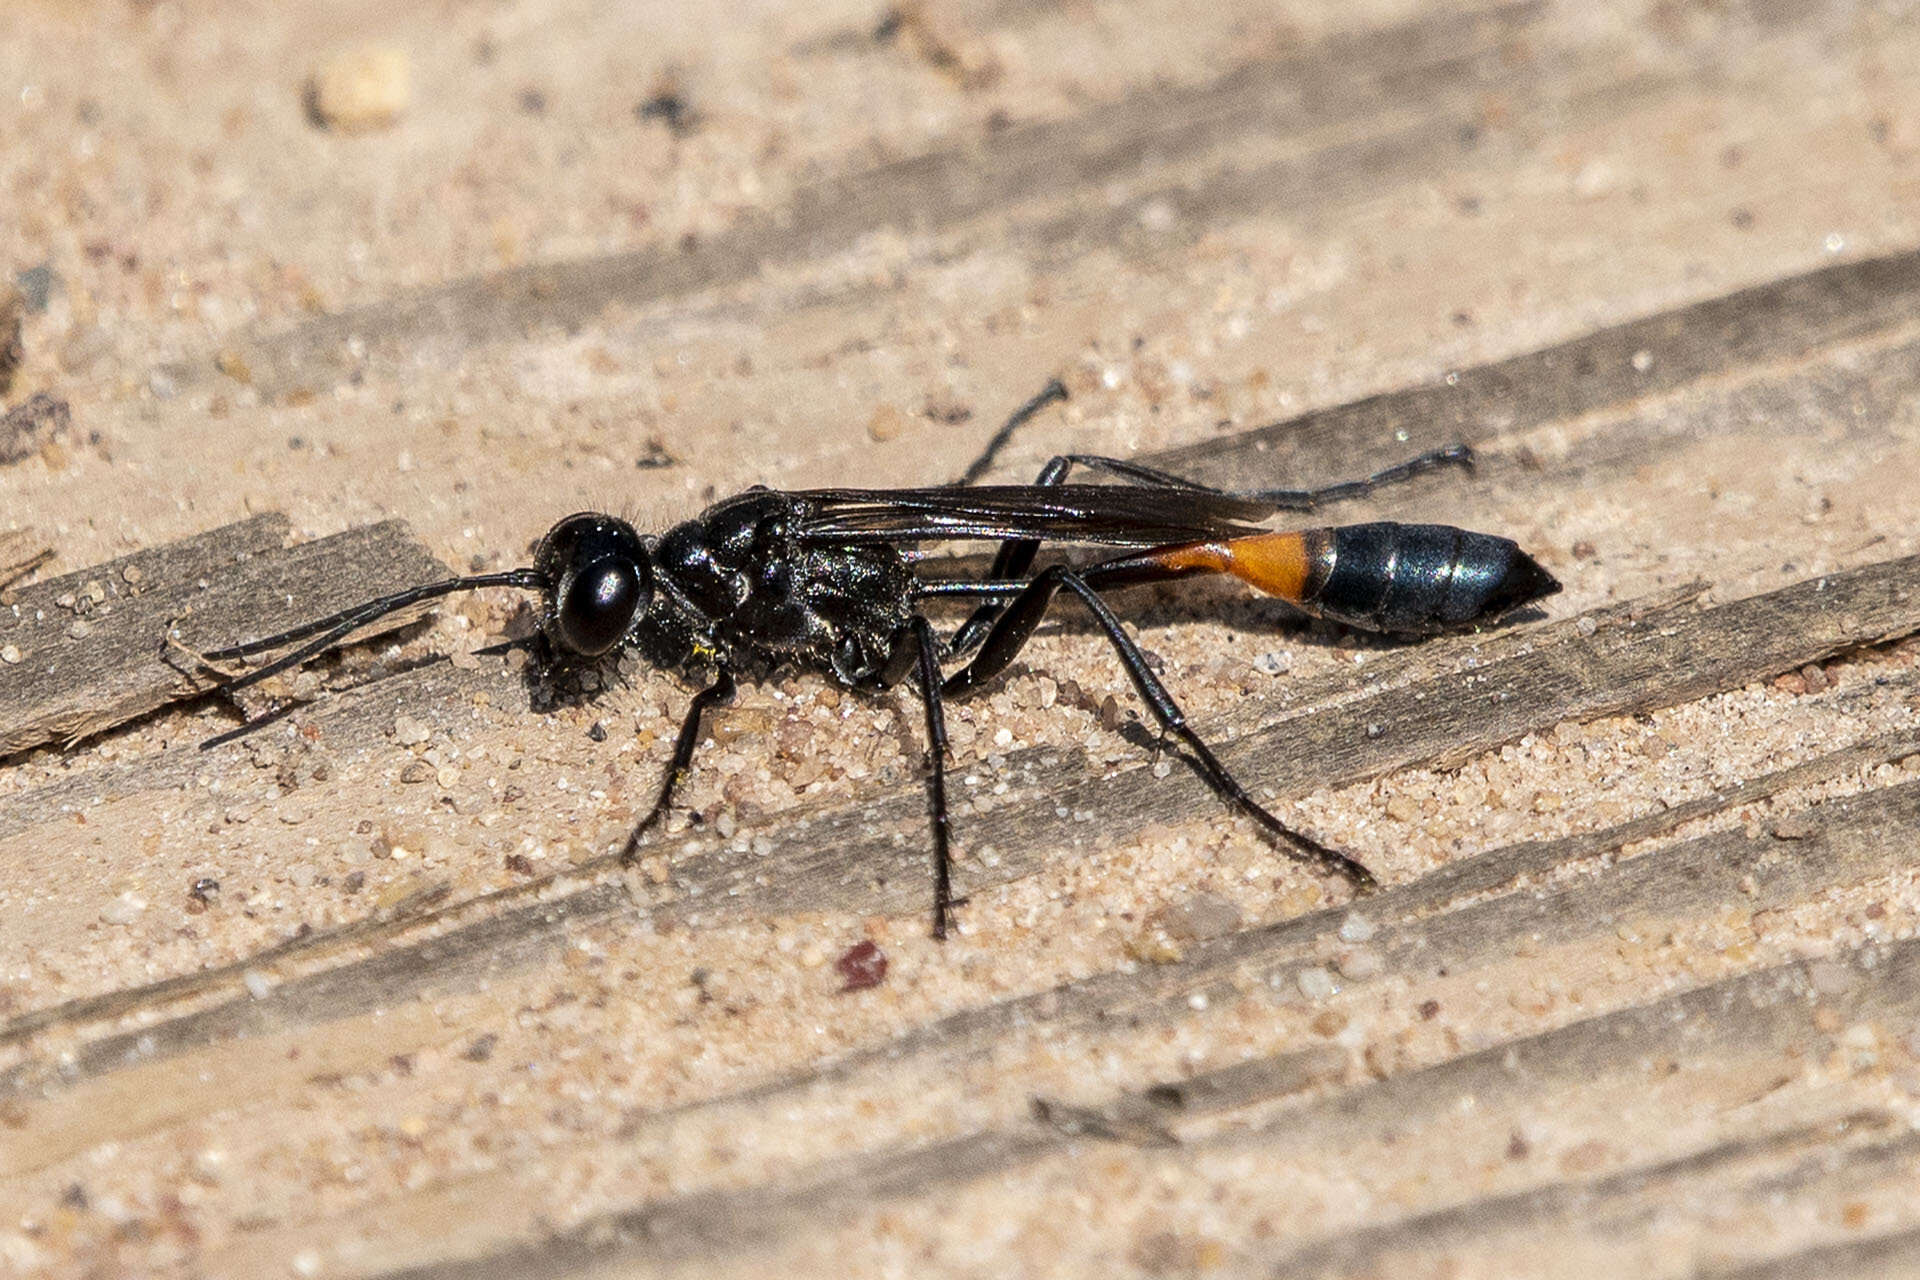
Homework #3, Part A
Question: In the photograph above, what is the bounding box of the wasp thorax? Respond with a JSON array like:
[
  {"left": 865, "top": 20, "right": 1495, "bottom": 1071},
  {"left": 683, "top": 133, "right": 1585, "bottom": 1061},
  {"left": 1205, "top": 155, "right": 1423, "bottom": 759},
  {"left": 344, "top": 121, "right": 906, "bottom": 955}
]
[{"left": 534, "top": 513, "right": 653, "bottom": 658}]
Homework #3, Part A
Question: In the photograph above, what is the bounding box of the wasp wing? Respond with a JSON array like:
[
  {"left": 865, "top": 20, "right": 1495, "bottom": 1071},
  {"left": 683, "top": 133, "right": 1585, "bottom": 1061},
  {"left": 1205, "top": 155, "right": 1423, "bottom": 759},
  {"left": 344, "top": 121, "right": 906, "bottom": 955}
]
[{"left": 794, "top": 484, "right": 1278, "bottom": 546}]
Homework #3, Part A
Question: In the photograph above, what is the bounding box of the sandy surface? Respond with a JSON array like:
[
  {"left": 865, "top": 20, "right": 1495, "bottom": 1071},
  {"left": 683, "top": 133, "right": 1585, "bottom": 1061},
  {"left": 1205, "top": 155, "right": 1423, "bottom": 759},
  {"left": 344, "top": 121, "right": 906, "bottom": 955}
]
[{"left": 4, "top": 1, "right": 1920, "bottom": 1276}]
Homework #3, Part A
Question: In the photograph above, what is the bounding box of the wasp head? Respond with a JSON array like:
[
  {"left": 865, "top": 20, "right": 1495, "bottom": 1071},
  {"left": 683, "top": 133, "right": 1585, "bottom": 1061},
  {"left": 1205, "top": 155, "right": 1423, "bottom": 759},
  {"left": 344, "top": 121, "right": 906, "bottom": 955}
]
[{"left": 533, "top": 513, "right": 654, "bottom": 660}]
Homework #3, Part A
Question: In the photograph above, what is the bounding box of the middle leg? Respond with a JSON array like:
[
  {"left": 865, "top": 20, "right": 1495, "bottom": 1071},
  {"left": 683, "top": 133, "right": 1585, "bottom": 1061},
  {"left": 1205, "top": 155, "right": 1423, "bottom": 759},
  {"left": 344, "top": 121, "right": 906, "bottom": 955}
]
[{"left": 908, "top": 614, "right": 964, "bottom": 939}]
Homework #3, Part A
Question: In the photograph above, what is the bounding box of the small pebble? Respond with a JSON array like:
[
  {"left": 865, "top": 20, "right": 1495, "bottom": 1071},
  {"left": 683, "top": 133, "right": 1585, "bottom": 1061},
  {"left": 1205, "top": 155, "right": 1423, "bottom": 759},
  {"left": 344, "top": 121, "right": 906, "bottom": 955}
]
[
  {"left": 1840, "top": 1023, "right": 1877, "bottom": 1051},
  {"left": 190, "top": 1148, "right": 227, "bottom": 1185},
  {"left": 1336, "top": 948, "right": 1383, "bottom": 980},
  {"left": 1295, "top": 966, "right": 1337, "bottom": 1000},
  {"left": 1808, "top": 959, "right": 1858, "bottom": 997},
  {"left": 100, "top": 892, "right": 148, "bottom": 926},
  {"left": 308, "top": 46, "right": 410, "bottom": 133},
  {"left": 1125, "top": 931, "right": 1185, "bottom": 965},
  {"left": 1338, "top": 913, "right": 1376, "bottom": 943},
  {"left": 710, "top": 706, "right": 773, "bottom": 743},
  {"left": 1310, "top": 1009, "right": 1348, "bottom": 1036},
  {"left": 1252, "top": 650, "right": 1291, "bottom": 676},
  {"left": 1150, "top": 892, "right": 1242, "bottom": 942}
]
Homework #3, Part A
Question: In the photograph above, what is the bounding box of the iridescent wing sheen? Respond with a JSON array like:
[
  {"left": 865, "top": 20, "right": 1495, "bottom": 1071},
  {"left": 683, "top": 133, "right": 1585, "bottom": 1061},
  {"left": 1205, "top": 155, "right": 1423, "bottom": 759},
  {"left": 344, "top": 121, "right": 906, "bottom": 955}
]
[{"left": 793, "top": 484, "right": 1278, "bottom": 547}]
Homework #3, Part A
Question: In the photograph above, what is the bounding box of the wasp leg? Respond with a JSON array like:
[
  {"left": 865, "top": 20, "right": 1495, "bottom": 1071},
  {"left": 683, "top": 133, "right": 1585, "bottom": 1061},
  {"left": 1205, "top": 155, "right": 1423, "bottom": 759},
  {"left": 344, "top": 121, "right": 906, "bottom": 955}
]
[
  {"left": 950, "top": 378, "right": 1069, "bottom": 487},
  {"left": 198, "top": 698, "right": 311, "bottom": 751},
  {"left": 945, "top": 451, "right": 1078, "bottom": 658},
  {"left": 619, "top": 668, "right": 737, "bottom": 865},
  {"left": 942, "top": 565, "right": 1376, "bottom": 890},
  {"left": 905, "top": 615, "right": 967, "bottom": 939},
  {"left": 1028, "top": 446, "right": 1474, "bottom": 511}
]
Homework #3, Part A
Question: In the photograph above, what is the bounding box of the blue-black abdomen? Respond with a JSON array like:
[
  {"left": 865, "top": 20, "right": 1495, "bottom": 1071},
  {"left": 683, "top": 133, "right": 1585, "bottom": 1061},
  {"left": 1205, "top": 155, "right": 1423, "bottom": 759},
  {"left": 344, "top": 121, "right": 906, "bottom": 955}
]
[{"left": 1307, "top": 522, "right": 1560, "bottom": 634}]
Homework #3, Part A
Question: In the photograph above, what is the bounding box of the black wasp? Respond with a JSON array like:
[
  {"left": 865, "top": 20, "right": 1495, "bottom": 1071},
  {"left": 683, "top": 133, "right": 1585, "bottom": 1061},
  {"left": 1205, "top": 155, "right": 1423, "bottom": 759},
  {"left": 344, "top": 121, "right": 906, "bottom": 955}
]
[{"left": 197, "top": 382, "right": 1559, "bottom": 938}]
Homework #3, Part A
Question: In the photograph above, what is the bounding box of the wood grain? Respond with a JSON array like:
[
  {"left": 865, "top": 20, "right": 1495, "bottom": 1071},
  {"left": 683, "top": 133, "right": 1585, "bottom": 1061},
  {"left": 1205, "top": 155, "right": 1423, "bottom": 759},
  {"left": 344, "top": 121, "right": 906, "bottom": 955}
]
[
  {"left": 0, "top": 517, "right": 449, "bottom": 756},
  {"left": 7, "top": 0, "right": 1920, "bottom": 1274}
]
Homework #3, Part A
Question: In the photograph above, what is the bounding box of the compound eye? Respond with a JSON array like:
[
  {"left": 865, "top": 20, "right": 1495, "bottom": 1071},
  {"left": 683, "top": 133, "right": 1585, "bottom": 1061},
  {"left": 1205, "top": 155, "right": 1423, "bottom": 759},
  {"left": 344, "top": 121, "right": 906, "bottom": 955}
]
[{"left": 555, "top": 559, "right": 646, "bottom": 657}]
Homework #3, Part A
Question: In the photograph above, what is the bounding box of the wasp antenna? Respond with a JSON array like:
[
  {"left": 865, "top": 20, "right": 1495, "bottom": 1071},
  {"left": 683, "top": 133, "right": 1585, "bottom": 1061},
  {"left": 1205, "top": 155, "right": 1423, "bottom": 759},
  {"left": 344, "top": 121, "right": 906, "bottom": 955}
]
[{"left": 201, "top": 568, "right": 544, "bottom": 693}]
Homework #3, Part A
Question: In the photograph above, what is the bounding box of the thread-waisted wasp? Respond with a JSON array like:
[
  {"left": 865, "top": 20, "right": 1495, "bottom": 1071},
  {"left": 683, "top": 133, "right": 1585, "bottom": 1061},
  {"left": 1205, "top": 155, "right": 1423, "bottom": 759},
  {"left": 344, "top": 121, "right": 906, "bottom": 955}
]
[{"left": 192, "top": 381, "right": 1560, "bottom": 938}]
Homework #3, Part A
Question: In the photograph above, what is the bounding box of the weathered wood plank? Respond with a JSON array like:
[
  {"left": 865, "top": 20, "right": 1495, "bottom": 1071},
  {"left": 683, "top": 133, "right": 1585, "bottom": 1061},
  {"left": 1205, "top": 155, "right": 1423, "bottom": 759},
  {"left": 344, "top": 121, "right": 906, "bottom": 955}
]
[
  {"left": 1154, "top": 247, "right": 1920, "bottom": 492},
  {"left": 1702, "top": 1227, "right": 1920, "bottom": 1280},
  {"left": 359, "top": 918, "right": 1920, "bottom": 1278},
  {"left": 1266, "top": 1114, "right": 1918, "bottom": 1278},
  {"left": 44, "top": 735, "right": 1919, "bottom": 1274},
  {"left": 3, "top": 575, "right": 1913, "bottom": 1165},
  {"left": 0, "top": 528, "right": 52, "bottom": 593},
  {"left": 5, "top": 254, "right": 1917, "bottom": 1243},
  {"left": 161, "top": 0, "right": 1877, "bottom": 411},
  {"left": 0, "top": 517, "right": 450, "bottom": 756},
  {"left": 0, "top": 514, "right": 288, "bottom": 755},
  {"left": 861, "top": 715, "right": 1920, "bottom": 1064},
  {"left": 171, "top": 2, "right": 1555, "bottom": 398},
  {"left": 8, "top": 0, "right": 1920, "bottom": 1274}
]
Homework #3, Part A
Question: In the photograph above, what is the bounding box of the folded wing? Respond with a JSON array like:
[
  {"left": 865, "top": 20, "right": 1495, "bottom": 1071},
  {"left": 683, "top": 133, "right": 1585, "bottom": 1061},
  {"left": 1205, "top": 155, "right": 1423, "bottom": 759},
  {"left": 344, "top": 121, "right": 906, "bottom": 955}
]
[{"left": 794, "top": 484, "right": 1278, "bottom": 547}]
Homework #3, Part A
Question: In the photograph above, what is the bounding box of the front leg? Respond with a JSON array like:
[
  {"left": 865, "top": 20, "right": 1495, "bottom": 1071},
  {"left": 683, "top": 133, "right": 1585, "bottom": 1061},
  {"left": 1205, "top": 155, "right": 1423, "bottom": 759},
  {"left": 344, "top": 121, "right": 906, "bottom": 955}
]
[{"left": 619, "top": 668, "right": 737, "bottom": 864}]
